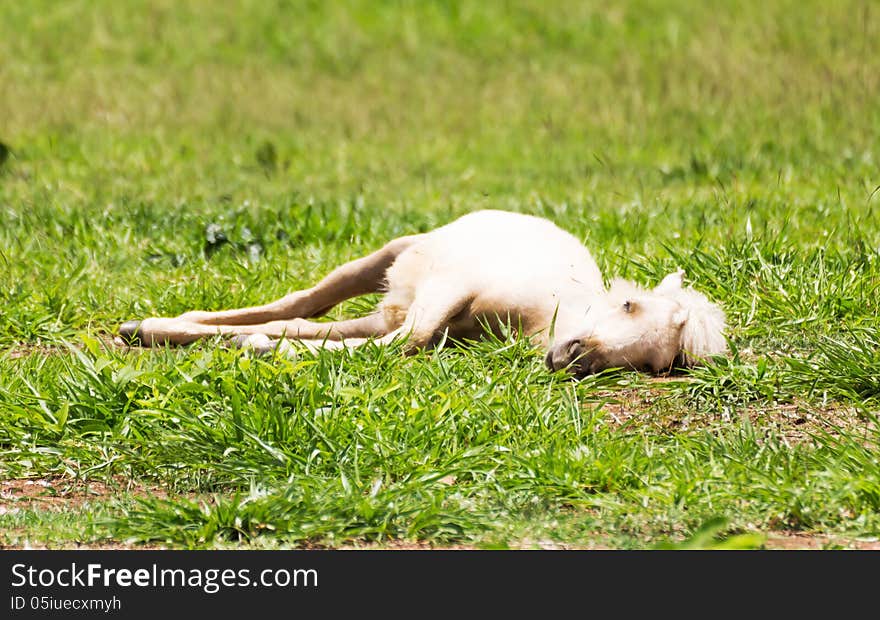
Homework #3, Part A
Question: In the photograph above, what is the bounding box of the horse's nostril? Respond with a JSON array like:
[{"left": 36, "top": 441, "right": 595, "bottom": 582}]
[{"left": 546, "top": 339, "right": 593, "bottom": 374}]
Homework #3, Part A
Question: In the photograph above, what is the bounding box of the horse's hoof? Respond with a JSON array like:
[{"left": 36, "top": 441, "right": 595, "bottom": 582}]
[
  {"left": 230, "top": 334, "right": 255, "bottom": 349},
  {"left": 233, "top": 334, "right": 295, "bottom": 358},
  {"left": 232, "top": 333, "right": 272, "bottom": 354},
  {"left": 118, "top": 320, "right": 144, "bottom": 346}
]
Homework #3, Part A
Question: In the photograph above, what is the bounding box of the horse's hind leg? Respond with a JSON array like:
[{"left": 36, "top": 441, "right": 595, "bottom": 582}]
[
  {"left": 240, "top": 281, "right": 474, "bottom": 356},
  {"left": 119, "top": 234, "right": 424, "bottom": 346},
  {"left": 127, "top": 313, "right": 390, "bottom": 348},
  {"left": 180, "top": 234, "right": 424, "bottom": 324}
]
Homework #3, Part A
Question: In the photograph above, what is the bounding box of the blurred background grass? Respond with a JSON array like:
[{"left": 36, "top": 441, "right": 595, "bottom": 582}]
[{"left": 2, "top": 0, "right": 877, "bottom": 200}]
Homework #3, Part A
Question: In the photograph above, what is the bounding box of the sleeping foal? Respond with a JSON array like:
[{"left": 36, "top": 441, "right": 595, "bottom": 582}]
[{"left": 118, "top": 210, "right": 727, "bottom": 377}]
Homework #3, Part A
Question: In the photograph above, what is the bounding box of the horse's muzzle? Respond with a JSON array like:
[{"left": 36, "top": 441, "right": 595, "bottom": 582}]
[{"left": 545, "top": 339, "right": 604, "bottom": 377}]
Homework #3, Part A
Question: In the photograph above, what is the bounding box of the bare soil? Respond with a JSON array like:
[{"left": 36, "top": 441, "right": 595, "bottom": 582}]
[
  {"left": 597, "top": 383, "right": 871, "bottom": 445},
  {"left": 0, "top": 476, "right": 167, "bottom": 512}
]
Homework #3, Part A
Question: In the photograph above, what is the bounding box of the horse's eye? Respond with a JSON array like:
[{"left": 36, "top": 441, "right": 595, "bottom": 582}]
[{"left": 623, "top": 300, "right": 633, "bottom": 313}]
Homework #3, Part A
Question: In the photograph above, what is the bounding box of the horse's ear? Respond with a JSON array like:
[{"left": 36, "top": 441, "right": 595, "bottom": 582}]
[{"left": 655, "top": 270, "right": 685, "bottom": 295}]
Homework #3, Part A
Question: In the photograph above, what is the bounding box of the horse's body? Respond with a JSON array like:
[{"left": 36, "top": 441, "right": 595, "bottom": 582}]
[{"left": 119, "top": 210, "right": 727, "bottom": 376}]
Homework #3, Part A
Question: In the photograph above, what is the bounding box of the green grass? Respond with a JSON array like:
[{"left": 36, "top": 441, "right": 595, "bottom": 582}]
[{"left": 1, "top": 0, "right": 879, "bottom": 549}]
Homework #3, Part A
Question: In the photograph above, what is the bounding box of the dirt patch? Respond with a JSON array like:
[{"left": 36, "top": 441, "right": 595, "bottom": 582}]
[
  {"left": 322, "top": 540, "right": 476, "bottom": 551},
  {"left": 6, "top": 344, "right": 70, "bottom": 360},
  {"left": 763, "top": 532, "right": 880, "bottom": 550},
  {"left": 0, "top": 476, "right": 174, "bottom": 550},
  {"left": 0, "top": 476, "right": 167, "bottom": 513},
  {"left": 4, "top": 335, "right": 126, "bottom": 360},
  {"left": 596, "top": 383, "right": 872, "bottom": 444}
]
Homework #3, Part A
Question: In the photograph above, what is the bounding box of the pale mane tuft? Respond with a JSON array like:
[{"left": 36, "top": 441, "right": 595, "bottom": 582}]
[{"left": 667, "top": 287, "right": 727, "bottom": 366}]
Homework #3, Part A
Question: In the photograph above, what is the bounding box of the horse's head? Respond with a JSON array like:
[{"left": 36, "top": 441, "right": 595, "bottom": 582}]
[{"left": 545, "top": 271, "right": 727, "bottom": 377}]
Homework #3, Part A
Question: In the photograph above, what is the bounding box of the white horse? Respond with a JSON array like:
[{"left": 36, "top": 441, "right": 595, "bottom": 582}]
[{"left": 118, "top": 210, "right": 727, "bottom": 376}]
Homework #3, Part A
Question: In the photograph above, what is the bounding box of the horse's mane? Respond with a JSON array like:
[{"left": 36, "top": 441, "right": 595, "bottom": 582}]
[{"left": 666, "top": 286, "right": 727, "bottom": 365}]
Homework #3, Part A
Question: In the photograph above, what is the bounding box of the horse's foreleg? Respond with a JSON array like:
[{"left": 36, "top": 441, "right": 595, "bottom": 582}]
[
  {"left": 240, "top": 283, "right": 474, "bottom": 357},
  {"left": 376, "top": 281, "right": 474, "bottom": 353}
]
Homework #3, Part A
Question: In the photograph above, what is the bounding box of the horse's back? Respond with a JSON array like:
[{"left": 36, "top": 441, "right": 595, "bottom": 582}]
[
  {"left": 405, "top": 209, "right": 593, "bottom": 268},
  {"left": 383, "top": 210, "right": 603, "bottom": 311}
]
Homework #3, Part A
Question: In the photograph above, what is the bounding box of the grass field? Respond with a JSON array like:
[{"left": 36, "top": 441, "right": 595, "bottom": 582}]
[{"left": 1, "top": 0, "right": 879, "bottom": 549}]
